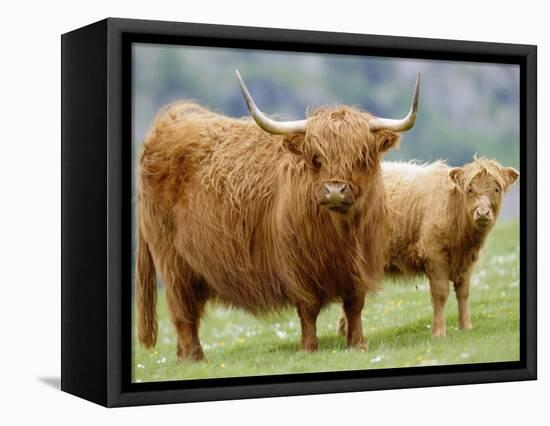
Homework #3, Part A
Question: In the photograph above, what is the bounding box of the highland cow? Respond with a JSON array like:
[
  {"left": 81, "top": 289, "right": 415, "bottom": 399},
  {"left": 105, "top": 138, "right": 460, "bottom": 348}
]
[
  {"left": 338, "top": 157, "right": 519, "bottom": 337},
  {"left": 136, "top": 71, "right": 420, "bottom": 360}
]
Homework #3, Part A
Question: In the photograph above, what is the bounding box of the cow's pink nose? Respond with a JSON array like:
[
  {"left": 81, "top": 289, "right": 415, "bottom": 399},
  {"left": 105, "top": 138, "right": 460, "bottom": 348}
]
[
  {"left": 324, "top": 181, "right": 348, "bottom": 196},
  {"left": 317, "top": 181, "right": 355, "bottom": 213}
]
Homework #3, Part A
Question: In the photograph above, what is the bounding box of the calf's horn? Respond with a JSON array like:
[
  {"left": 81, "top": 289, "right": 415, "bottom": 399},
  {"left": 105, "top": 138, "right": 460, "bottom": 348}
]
[
  {"left": 369, "top": 73, "right": 420, "bottom": 132},
  {"left": 235, "top": 70, "right": 308, "bottom": 135}
]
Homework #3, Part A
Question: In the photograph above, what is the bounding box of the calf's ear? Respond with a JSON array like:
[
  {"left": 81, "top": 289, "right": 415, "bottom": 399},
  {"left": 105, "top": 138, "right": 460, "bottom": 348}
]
[
  {"left": 376, "top": 130, "right": 400, "bottom": 153},
  {"left": 449, "top": 167, "right": 464, "bottom": 190},
  {"left": 504, "top": 167, "right": 519, "bottom": 189}
]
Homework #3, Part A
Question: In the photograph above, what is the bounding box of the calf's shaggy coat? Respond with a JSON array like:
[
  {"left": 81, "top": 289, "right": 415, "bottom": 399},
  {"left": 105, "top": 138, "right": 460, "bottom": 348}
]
[
  {"left": 338, "top": 157, "right": 519, "bottom": 337},
  {"left": 136, "top": 100, "right": 410, "bottom": 360}
]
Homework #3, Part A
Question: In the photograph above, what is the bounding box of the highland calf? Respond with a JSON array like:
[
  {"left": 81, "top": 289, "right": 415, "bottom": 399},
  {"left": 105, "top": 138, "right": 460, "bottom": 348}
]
[
  {"left": 338, "top": 157, "right": 519, "bottom": 337},
  {"left": 136, "top": 72, "right": 421, "bottom": 360}
]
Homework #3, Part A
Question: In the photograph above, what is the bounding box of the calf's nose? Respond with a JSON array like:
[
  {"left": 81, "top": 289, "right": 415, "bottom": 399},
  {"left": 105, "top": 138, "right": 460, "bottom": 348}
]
[{"left": 477, "top": 206, "right": 490, "bottom": 218}]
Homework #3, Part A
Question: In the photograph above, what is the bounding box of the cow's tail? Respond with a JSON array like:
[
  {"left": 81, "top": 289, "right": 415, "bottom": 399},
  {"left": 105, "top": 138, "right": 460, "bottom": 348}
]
[{"left": 136, "top": 225, "right": 158, "bottom": 349}]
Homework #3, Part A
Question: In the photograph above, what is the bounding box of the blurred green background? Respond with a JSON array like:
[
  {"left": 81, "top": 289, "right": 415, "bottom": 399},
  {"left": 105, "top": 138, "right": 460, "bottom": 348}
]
[{"left": 132, "top": 43, "right": 520, "bottom": 218}]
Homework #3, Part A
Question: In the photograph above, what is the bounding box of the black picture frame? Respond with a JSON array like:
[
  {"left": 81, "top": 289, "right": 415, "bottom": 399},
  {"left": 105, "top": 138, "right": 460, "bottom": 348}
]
[{"left": 61, "top": 17, "right": 537, "bottom": 407}]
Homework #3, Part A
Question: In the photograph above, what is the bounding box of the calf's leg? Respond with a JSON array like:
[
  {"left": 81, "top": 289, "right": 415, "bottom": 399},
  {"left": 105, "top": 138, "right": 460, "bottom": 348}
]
[
  {"left": 297, "top": 302, "right": 321, "bottom": 351},
  {"left": 454, "top": 273, "right": 473, "bottom": 330},
  {"left": 428, "top": 271, "right": 450, "bottom": 337}
]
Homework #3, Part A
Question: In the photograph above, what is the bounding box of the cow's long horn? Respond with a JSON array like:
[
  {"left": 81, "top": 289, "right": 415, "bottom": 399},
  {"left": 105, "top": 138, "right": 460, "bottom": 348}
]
[
  {"left": 235, "top": 70, "right": 307, "bottom": 135},
  {"left": 369, "top": 73, "right": 420, "bottom": 132}
]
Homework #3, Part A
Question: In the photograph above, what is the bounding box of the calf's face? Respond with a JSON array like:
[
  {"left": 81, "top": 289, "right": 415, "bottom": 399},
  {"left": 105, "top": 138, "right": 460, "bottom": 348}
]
[
  {"left": 449, "top": 158, "right": 519, "bottom": 230},
  {"left": 465, "top": 174, "right": 502, "bottom": 228}
]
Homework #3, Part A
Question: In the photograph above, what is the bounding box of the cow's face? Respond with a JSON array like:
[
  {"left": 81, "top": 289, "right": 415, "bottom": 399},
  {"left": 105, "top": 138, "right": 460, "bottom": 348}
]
[
  {"left": 449, "top": 158, "right": 519, "bottom": 230},
  {"left": 283, "top": 107, "right": 400, "bottom": 215}
]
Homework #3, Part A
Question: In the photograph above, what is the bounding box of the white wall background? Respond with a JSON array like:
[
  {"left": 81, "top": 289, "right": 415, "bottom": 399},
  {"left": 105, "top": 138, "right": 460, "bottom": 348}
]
[{"left": 0, "top": 0, "right": 545, "bottom": 423}]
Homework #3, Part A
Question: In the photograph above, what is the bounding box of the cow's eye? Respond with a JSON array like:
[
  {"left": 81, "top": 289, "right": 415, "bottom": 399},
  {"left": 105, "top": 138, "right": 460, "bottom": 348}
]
[
  {"left": 311, "top": 155, "right": 321, "bottom": 170},
  {"left": 468, "top": 188, "right": 474, "bottom": 194},
  {"left": 495, "top": 187, "right": 501, "bottom": 193}
]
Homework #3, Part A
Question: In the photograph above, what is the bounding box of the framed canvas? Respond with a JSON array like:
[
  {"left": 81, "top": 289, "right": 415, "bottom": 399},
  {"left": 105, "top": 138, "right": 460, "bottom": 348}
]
[{"left": 61, "top": 17, "right": 537, "bottom": 407}]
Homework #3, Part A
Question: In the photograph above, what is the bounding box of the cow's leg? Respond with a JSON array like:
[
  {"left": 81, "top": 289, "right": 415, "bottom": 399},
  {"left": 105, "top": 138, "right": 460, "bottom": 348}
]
[
  {"left": 453, "top": 272, "right": 473, "bottom": 331},
  {"left": 336, "top": 308, "right": 347, "bottom": 336},
  {"left": 173, "top": 317, "right": 204, "bottom": 362},
  {"left": 428, "top": 266, "right": 450, "bottom": 337},
  {"left": 343, "top": 291, "right": 367, "bottom": 350},
  {"left": 164, "top": 264, "right": 208, "bottom": 362},
  {"left": 297, "top": 302, "right": 321, "bottom": 351}
]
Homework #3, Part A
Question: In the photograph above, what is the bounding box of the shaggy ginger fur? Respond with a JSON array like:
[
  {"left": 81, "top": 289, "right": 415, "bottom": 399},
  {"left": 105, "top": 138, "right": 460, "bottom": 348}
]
[
  {"left": 338, "top": 157, "right": 519, "bottom": 337},
  {"left": 136, "top": 101, "right": 403, "bottom": 360}
]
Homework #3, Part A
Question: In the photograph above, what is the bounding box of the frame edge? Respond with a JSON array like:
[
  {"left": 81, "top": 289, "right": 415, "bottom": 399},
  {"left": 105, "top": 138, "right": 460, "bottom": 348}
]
[{"left": 61, "top": 18, "right": 109, "bottom": 407}]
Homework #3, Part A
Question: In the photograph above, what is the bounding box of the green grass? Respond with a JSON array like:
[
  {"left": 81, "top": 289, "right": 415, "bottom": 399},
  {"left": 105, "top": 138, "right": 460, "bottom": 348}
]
[{"left": 132, "top": 220, "right": 520, "bottom": 382}]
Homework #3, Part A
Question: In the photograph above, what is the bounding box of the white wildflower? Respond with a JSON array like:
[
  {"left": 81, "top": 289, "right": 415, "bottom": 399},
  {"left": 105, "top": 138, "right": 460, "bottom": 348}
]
[{"left": 275, "top": 330, "right": 288, "bottom": 340}]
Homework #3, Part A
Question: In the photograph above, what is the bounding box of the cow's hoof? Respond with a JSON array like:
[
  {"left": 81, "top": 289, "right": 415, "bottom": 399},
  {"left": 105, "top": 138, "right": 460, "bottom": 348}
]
[
  {"left": 177, "top": 354, "right": 205, "bottom": 362},
  {"left": 177, "top": 347, "right": 205, "bottom": 362},
  {"left": 301, "top": 342, "right": 319, "bottom": 352},
  {"left": 431, "top": 329, "right": 447, "bottom": 338},
  {"left": 349, "top": 342, "right": 368, "bottom": 352},
  {"left": 459, "top": 323, "right": 473, "bottom": 331}
]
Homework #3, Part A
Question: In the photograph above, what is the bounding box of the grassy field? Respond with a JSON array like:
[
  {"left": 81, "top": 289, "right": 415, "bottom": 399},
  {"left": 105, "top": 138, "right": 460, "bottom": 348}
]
[{"left": 132, "top": 220, "right": 520, "bottom": 383}]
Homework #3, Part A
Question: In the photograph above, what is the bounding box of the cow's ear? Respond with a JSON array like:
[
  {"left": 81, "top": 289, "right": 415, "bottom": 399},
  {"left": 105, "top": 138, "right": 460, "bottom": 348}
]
[
  {"left": 376, "top": 130, "right": 400, "bottom": 153},
  {"left": 503, "top": 167, "right": 519, "bottom": 189},
  {"left": 449, "top": 167, "right": 464, "bottom": 190},
  {"left": 282, "top": 134, "right": 304, "bottom": 156}
]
